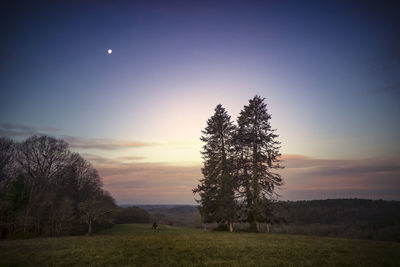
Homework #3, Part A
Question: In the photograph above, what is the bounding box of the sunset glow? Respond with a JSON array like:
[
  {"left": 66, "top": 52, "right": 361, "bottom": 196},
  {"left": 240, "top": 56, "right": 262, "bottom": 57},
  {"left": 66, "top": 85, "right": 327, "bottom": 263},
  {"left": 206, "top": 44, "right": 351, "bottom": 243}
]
[{"left": 1, "top": 0, "right": 399, "bottom": 204}]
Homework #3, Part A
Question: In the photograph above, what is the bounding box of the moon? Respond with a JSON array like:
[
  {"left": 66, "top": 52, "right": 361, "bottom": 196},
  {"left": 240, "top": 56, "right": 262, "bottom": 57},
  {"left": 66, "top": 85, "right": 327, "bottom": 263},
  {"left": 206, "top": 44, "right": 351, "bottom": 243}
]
[{"left": 107, "top": 49, "right": 112, "bottom": 55}]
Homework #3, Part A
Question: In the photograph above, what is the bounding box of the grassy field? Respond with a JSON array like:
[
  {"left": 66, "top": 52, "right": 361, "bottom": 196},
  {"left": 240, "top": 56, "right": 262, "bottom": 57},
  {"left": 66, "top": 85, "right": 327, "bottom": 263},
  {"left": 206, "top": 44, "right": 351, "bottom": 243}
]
[{"left": 1, "top": 224, "right": 400, "bottom": 266}]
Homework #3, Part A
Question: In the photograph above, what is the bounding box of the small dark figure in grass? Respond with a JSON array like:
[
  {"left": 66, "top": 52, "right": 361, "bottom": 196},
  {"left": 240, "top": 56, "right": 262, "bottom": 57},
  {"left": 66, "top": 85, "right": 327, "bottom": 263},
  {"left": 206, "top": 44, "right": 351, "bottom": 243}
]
[{"left": 152, "top": 222, "right": 158, "bottom": 230}]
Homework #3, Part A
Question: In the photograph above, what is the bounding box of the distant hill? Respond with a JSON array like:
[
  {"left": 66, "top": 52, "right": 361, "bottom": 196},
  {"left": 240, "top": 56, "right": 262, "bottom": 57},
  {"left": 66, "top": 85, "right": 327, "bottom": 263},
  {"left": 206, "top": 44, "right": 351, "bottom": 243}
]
[{"left": 135, "top": 205, "right": 200, "bottom": 227}]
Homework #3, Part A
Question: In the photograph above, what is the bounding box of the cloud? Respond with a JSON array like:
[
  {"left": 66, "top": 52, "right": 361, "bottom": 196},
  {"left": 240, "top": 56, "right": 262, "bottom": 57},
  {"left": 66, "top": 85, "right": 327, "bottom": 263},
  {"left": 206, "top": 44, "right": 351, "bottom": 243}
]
[
  {"left": 0, "top": 123, "right": 154, "bottom": 151},
  {"left": 40, "top": 127, "right": 60, "bottom": 132},
  {"left": 76, "top": 154, "right": 201, "bottom": 204},
  {"left": 115, "top": 156, "right": 146, "bottom": 161},
  {"left": 2, "top": 122, "right": 398, "bottom": 203},
  {"left": 80, "top": 153, "right": 145, "bottom": 166},
  {"left": 280, "top": 154, "right": 348, "bottom": 169},
  {"left": 280, "top": 154, "right": 400, "bottom": 201},
  {"left": 281, "top": 154, "right": 308, "bottom": 160},
  {"left": 62, "top": 135, "right": 153, "bottom": 150},
  {"left": 93, "top": 153, "right": 400, "bottom": 204},
  {"left": 0, "top": 123, "right": 60, "bottom": 137},
  {"left": 97, "top": 162, "right": 201, "bottom": 204},
  {"left": 283, "top": 154, "right": 400, "bottom": 176}
]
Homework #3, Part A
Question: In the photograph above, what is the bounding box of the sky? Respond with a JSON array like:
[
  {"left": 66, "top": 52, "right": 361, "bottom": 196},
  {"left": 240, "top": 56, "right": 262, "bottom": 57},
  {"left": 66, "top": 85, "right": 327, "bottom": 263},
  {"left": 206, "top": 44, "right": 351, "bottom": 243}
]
[{"left": 1, "top": 0, "right": 399, "bottom": 204}]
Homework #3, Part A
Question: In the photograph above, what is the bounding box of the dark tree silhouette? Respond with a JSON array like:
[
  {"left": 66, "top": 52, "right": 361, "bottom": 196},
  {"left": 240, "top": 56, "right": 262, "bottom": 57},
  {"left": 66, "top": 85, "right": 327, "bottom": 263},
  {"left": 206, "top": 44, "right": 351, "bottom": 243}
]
[
  {"left": 236, "top": 96, "right": 283, "bottom": 232},
  {"left": 0, "top": 135, "right": 117, "bottom": 238},
  {"left": 0, "top": 137, "right": 15, "bottom": 186},
  {"left": 193, "top": 104, "right": 237, "bottom": 232},
  {"left": 79, "top": 190, "right": 116, "bottom": 235},
  {"left": 16, "top": 136, "right": 71, "bottom": 234}
]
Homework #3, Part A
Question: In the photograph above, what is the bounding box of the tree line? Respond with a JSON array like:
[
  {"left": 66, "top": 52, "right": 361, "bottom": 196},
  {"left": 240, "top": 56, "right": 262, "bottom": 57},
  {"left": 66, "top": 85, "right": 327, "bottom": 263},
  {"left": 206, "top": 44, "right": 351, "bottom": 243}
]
[
  {"left": 268, "top": 199, "right": 400, "bottom": 242},
  {"left": 0, "top": 135, "right": 121, "bottom": 238},
  {"left": 193, "top": 95, "right": 283, "bottom": 232}
]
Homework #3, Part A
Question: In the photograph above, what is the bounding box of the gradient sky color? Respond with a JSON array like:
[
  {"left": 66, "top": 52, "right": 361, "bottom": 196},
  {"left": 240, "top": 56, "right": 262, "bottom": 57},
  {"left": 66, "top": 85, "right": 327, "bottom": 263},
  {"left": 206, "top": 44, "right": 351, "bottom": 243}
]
[{"left": 1, "top": 0, "right": 399, "bottom": 204}]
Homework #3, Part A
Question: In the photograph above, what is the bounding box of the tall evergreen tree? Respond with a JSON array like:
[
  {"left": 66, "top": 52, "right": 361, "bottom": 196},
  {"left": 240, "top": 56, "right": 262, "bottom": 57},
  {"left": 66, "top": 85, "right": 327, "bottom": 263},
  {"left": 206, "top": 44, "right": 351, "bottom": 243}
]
[
  {"left": 236, "top": 96, "right": 283, "bottom": 232},
  {"left": 193, "top": 104, "right": 237, "bottom": 232}
]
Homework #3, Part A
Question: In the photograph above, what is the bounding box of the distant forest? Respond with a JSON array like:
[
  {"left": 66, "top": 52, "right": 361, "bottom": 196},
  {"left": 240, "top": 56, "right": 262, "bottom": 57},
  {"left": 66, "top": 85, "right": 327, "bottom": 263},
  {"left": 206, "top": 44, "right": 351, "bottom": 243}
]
[
  {"left": 270, "top": 199, "right": 400, "bottom": 242},
  {"left": 139, "top": 199, "right": 400, "bottom": 242}
]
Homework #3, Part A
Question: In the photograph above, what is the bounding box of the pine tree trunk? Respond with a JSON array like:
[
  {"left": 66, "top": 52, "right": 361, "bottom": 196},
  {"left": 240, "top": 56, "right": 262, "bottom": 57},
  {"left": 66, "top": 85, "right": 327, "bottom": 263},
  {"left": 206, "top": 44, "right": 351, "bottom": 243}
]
[{"left": 229, "top": 222, "right": 233, "bottom": 232}]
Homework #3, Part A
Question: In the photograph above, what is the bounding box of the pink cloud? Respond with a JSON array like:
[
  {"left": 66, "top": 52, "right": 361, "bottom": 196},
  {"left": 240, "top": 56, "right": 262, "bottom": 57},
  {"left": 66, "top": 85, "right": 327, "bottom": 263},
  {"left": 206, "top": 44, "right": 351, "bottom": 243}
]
[
  {"left": 280, "top": 155, "right": 400, "bottom": 200},
  {"left": 83, "top": 152, "right": 400, "bottom": 204}
]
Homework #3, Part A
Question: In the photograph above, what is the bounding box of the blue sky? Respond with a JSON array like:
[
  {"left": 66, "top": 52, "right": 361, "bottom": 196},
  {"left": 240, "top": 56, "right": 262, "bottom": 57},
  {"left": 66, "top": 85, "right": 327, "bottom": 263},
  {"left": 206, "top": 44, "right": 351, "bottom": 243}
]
[{"left": 1, "top": 0, "right": 399, "bottom": 203}]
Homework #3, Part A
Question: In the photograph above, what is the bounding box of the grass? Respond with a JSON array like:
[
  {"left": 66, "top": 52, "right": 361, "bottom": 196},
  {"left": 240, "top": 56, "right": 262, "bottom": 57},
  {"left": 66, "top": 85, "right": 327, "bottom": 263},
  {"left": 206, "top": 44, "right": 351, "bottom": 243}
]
[{"left": 1, "top": 224, "right": 399, "bottom": 266}]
